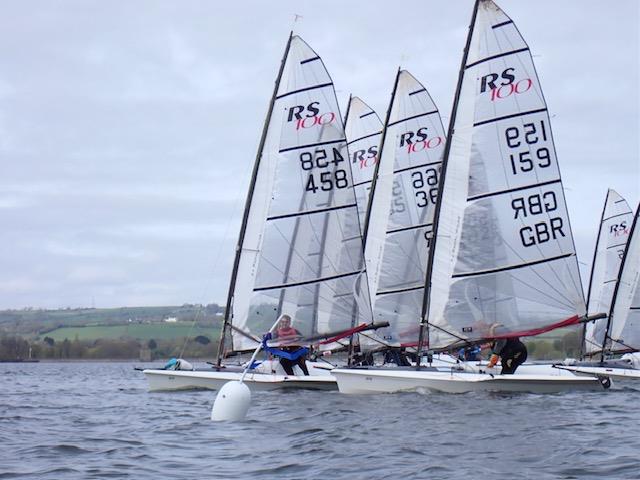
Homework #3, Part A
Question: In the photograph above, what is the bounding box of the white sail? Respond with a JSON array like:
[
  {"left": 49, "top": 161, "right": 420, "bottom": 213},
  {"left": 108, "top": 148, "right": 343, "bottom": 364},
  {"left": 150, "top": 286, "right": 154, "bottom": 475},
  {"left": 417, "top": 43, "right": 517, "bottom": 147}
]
[
  {"left": 425, "top": 0, "right": 585, "bottom": 349},
  {"left": 583, "top": 189, "right": 634, "bottom": 355},
  {"left": 364, "top": 70, "right": 446, "bottom": 346},
  {"left": 344, "top": 96, "right": 383, "bottom": 226},
  {"left": 225, "top": 35, "right": 371, "bottom": 353},
  {"left": 606, "top": 205, "right": 640, "bottom": 354}
]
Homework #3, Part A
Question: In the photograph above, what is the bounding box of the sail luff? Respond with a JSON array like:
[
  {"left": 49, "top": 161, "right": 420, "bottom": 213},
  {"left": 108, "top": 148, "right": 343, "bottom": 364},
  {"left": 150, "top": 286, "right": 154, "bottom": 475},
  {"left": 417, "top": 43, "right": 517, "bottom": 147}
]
[
  {"left": 217, "top": 32, "right": 294, "bottom": 365},
  {"left": 581, "top": 189, "right": 612, "bottom": 357},
  {"left": 361, "top": 68, "right": 401, "bottom": 250},
  {"left": 416, "top": 0, "right": 482, "bottom": 362}
]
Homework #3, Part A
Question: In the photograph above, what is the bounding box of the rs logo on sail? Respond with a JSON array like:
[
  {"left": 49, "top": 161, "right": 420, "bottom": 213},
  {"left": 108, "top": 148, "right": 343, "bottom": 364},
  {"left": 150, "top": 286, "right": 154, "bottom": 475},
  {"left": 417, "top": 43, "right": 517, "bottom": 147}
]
[
  {"left": 480, "top": 67, "right": 533, "bottom": 102},
  {"left": 610, "top": 222, "right": 629, "bottom": 236},
  {"left": 352, "top": 146, "right": 378, "bottom": 169},
  {"left": 287, "top": 102, "right": 336, "bottom": 130},
  {"left": 399, "top": 127, "right": 443, "bottom": 153}
]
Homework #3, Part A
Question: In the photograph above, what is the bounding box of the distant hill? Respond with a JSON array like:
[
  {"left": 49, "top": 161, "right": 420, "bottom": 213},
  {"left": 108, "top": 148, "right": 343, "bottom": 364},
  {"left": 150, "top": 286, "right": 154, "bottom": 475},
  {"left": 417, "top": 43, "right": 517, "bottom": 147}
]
[{"left": 0, "top": 304, "right": 224, "bottom": 339}]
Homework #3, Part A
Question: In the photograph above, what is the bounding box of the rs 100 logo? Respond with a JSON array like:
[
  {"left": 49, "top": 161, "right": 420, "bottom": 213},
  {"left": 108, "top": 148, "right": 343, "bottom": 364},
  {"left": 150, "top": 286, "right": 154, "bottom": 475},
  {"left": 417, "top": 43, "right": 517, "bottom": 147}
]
[
  {"left": 399, "top": 127, "right": 443, "bottom": 153},
  {"left": 480, "top": 67, "right": 533, "bottom": 102},
  {"left": 287, "top": 102, "right": 336, "bottom": 130}
]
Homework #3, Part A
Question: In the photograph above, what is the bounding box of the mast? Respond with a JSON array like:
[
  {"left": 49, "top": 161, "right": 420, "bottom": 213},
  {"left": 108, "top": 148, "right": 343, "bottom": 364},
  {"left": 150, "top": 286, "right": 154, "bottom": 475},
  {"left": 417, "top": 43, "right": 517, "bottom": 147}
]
[
  {"left": 415, "top": 0, "right": 481, "bottom": 367},
  {"left": 216, "top": 32, "right": 294, "bottom": 366},
  {"left": 580, "top": 189, "right": 612, "bottom": 358},
  {"left": 600, "top": 204, "right": 640, "bottom": 361},
  {"left": 360, "top": 68, "right": 401, "bottom": 249}
]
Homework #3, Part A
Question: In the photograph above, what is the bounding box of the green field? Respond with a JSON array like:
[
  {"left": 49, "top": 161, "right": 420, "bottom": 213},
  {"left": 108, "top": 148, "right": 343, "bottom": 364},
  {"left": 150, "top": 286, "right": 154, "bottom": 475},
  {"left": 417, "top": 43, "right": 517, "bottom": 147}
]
[{"left": 43, "top": 322, "right": 218, "bottom": 342}]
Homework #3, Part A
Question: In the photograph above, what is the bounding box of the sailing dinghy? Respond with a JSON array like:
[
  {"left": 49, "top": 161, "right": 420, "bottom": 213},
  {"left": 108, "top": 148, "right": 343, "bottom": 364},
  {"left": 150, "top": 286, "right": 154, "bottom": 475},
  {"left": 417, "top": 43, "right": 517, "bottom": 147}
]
[
  {"left": 334, "top": 0, "right": 605, "bottom": 394},
  {"left": 558, "top": 202, "right": 640, "bottom": 380},
  {"left": 144, "top": 34, "right": 376, "bottom": 392}
]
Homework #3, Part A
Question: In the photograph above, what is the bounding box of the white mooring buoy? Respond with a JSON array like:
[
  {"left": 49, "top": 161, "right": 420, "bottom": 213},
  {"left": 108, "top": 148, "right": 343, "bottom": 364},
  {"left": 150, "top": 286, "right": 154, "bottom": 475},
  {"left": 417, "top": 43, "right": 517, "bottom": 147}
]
[
  {"left": 211, "top": 315, "right": 284, "bottom": 422},
  {"left": 211, "top": 380, "right": 251, "bottom": 421}
]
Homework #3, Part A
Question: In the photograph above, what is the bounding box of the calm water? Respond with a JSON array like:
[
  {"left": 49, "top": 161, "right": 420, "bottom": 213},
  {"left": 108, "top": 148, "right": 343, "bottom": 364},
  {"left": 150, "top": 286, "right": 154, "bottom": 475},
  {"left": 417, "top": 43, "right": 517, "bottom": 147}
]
[{"left": 1, "top": 362, "right": 639, "bottom": 479}]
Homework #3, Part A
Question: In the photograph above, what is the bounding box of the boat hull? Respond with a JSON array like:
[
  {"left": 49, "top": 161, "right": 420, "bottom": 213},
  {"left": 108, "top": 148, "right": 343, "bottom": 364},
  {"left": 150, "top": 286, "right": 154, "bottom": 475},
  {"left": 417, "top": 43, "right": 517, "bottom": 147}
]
[
  {"left": 144, "top": 368, "right": 337, "bottom": 392},
  {"left": 332, "top": 368, "right": 605, "bottom": 394},
  {"left": 555, "top": 365, "right": 640, "bottom": 380}
]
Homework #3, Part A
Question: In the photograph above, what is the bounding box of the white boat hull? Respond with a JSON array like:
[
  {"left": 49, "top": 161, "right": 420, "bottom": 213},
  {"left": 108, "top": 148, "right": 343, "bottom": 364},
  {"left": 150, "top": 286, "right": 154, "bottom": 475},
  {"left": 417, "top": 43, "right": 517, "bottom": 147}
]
[
  {"left": 555, "top": 365, "right": 640, "bottom": 380},
  {"left": 143, "top": 360, "right": 337, "bottom": 391},
  {"left": 332, "top": 367, "right": 605, "bottom": 394}
]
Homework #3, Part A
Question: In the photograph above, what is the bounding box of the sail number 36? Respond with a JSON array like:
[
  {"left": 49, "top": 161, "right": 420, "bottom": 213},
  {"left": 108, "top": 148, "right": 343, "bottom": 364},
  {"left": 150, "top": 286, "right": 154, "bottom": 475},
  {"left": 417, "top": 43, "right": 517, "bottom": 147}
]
[{"left": 300, "top": 148, "right": 349, "bottom": 193}]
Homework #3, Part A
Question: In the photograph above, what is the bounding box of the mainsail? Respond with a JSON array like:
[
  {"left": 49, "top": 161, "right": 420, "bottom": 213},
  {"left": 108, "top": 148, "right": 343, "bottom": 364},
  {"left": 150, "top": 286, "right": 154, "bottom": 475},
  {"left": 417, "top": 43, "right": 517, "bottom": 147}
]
[
  {"left": 343, "top": 96, "right": 383, "bottom": 226},
  {"left": 583, "top": 189, "right": 634, "bottom": 355},
  {"left": 422, "top": 0, "right": 585, "bottom": 350},
  {"left": 363, "top": 70, "right": 446, "bottom": 347},
  {"left": 218, "top": 35, "right": 372, "bottom": 359},
  {"left": 602, "top": 205, "right": 640, "bottom": 355}
]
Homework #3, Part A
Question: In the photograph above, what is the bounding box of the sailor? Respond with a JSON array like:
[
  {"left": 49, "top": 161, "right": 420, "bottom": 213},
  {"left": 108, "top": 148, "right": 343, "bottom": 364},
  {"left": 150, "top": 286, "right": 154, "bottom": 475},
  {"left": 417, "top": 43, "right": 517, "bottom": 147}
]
[
  {"left": 270, "top": 314, "right": 309, "bottom": 376},
  {"left": 486, "top": 324, "right": 528, "bottom": 374}
]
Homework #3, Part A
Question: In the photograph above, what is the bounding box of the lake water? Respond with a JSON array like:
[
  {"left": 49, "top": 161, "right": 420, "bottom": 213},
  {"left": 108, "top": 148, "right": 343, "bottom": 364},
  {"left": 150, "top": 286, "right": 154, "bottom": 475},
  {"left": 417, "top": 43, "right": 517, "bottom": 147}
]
[{"left": 1, "top": 361, "right": 639, "bottom": 479}]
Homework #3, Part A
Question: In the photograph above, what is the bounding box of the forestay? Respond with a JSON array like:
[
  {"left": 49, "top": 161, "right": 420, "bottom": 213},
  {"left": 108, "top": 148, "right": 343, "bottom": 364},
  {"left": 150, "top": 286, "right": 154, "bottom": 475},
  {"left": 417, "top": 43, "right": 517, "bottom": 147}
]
[
  {"left": 583, "top": 190, "right": 633, "bottom": 355},
  {"left": 364, "top": 70, "right": 446, "bottom": 347},
  {"left": 225, "top": 35, "right": 372, "bottom": 353},
  {"left": 425, "top": 0, "right": 585, "bottom": 349},
  {"left": 344, "top": 96, "right": 383, "bottom": 226},
  {"left": 605, "top": 205, "right": 640, "bottom": 354}
]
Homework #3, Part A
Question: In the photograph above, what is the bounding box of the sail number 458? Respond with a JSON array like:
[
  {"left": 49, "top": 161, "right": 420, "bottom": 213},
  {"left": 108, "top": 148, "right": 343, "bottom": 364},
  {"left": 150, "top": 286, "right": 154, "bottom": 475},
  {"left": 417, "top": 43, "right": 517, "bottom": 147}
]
[{"left": 300, "top": 148, "right": 349, "bottom": 193}]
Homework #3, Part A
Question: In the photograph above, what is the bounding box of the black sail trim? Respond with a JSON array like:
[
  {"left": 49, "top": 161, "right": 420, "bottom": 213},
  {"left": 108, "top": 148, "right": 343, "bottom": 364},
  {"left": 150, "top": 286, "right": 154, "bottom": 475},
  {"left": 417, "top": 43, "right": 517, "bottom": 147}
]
[
  {"left": 267, "top": 203, "right": 356, "bottom": 221},
  {"left": 473, "top": 108, "right": 548, "bottom": 128},
  {"left": 468, "top": 179, "right": 561, "bottom": 202},
  {"left": 359, "top": 110, "right": 376, "bottom": 118},
  {"left": 377, "top": 285, "right": 423, "bottom": 296},
  {"left": 275, "top": 82, "right": 333, "bottom": 100},
  {"left": 300, "top": 56, "right": 320, "bottom": 65},
  {"left": 492, "top": 20, "right": 513, "bottom": 29},
  {"left": 465, "top": 47, "right": 529, "bottom": 70},
  {"left": 409, "top": 88, "right": 427, "bottom": 96},
  {"left": 353, "top": 179, "right": 373, "bottom": 187},
  {"left": 254, "top": 270, "right": 360, "bottom": 292},
  {"left": 347, "top": 131, "right": 382, "bottom": 145},
  {"left": 452, "top": 253, "right": 574, "bottom": 279},
  {"left": 603, "top": 212, "right": 632, "bottom": 222},
  {"left": 388, "top": 110, "right": 439, "bottom": 127},
  {"left": 607, "top": 242, "right": 628, "bottom": 250},
  {"left": 279, "top": 138, "right": 345, "bottom": 153},
  {"left": 394, "top": 160, "right": 442, "bottom": 176},
  {"left": 387, "top": 222, "right": 432, "bottom": 235}
]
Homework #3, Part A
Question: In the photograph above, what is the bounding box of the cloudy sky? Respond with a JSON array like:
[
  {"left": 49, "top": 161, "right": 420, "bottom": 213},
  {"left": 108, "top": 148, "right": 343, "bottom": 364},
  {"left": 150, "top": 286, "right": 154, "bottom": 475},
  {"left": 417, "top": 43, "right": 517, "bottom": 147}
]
[{"left": 1, "top": 0, "right": 638, "bottom": 310}]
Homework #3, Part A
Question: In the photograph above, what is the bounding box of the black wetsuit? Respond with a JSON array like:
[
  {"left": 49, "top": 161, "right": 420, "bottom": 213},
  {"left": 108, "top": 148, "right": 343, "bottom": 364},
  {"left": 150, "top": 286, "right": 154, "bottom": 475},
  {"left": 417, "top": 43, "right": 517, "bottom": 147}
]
[
  {"left": 279, "top": 346, "right": 309, "bottom": 376},
  {"left": 492, "top": 338, "right": 528, "bottom": 374}
]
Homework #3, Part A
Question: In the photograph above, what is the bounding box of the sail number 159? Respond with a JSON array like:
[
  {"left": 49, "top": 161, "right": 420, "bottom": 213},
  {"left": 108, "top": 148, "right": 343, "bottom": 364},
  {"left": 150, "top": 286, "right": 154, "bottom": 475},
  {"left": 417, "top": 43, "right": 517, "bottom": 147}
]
[{"left": 504, "top": 120, "right": 552, "bottom": 175}]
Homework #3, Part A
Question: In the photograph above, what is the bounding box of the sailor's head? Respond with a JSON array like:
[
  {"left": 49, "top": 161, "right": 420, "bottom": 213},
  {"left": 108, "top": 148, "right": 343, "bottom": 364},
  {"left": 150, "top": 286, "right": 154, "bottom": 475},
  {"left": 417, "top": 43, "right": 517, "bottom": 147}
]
[
  {"left": 279, "top": 314, "right": 292, "bottom": 328},
  {"left": 489, "top": 323, "right": 505, "bottom": 337}
]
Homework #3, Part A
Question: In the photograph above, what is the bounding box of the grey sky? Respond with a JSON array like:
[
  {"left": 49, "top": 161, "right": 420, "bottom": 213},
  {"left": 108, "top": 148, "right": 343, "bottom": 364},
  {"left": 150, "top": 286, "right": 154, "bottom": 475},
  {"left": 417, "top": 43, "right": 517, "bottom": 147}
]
[{"left": 1, "top": 0, "right": 638, "bottom": 309}]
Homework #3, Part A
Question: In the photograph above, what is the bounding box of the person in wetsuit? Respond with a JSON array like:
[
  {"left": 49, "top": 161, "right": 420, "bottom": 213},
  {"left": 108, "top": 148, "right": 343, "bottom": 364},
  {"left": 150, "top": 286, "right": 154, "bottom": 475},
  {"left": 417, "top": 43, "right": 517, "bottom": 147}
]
[
  {"left": 487, "top": 336, "right": 528, "bottom": 374},
  {"left": 272, "top": 314, "right": 309, "bottom": 376}
]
